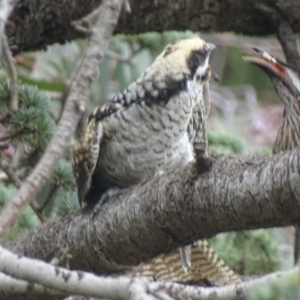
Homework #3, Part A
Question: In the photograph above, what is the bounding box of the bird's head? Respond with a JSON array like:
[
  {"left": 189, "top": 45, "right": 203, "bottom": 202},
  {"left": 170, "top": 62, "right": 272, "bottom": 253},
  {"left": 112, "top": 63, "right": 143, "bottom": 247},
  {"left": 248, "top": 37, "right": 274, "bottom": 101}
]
[
  {"left": 113, "top": 37, "right": 219, "bottom": 109},
  {"left": 244, "top": 48, "right": 300, "bottom": 112},
  {"left": 152, "top": 36, "right": 217, "bottom": 83}
]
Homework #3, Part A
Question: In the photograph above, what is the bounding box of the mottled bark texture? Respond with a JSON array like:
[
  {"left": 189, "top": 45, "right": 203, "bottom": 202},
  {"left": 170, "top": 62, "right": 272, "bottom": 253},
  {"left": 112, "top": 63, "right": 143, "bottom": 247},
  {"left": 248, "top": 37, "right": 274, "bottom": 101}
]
[
  {"left": 7, "top": 0, "right": 300, "bottom": 54},
  {"left": 10, "top": 150, "right": 300, "bottom": 276}
]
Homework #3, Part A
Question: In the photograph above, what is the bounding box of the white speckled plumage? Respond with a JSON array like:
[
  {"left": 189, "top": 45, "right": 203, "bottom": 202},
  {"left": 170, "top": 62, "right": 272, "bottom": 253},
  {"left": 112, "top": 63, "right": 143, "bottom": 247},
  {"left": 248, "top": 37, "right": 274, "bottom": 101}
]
[{"left": 72, "top": 37, "right": 232, "bottom": 278}]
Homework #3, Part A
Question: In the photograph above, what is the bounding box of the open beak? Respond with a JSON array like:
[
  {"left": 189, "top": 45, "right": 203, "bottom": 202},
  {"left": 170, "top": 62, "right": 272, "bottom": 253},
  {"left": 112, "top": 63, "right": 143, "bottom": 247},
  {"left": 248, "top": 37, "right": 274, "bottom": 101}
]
[
  {"left": 243, "top": 48, "right": 300, "bottom": 96},
  {"left": 243, "top": 48, "right": 288, "bottom": 81},
  {"left": 205, "top": 42, "right": 220, "bottom": 83}
]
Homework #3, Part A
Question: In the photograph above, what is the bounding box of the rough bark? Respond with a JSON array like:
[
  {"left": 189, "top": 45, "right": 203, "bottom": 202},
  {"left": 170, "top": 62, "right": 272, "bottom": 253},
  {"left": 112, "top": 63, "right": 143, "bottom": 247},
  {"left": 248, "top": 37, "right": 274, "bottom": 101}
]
[
  {"left": 3, "top": 242, "right": 300, "bottom": 300},
  {"left": 9, "top": 150, "right": 300, "bottom": 276},
  {"left": 7, "top": 0, "right": 300, "bottom": 54}
]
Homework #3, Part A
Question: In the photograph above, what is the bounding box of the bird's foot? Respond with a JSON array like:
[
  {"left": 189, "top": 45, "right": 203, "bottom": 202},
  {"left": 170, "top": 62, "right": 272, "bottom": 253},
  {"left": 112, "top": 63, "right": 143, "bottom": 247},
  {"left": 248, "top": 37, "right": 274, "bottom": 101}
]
[{"left": 92, "top": 186, "right": 120, "bottom": 220}]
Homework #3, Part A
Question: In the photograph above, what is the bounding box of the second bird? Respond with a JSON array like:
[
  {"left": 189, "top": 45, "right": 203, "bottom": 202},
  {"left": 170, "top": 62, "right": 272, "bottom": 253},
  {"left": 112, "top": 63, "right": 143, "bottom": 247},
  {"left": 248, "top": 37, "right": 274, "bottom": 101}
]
[{"left": 244, "top": 48, "right": 300, "bottom": 263}]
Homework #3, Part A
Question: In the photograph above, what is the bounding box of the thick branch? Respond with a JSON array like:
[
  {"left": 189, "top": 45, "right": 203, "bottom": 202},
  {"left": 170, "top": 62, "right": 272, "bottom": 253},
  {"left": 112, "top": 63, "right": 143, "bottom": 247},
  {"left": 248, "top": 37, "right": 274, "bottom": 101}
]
[
  {"left": 2, "top": 241, "right": 300, "bottom": 300},
  {"left": 0, "top": 273, "right": 61, "bottom": 296},
  {"left": 10, "top": 149, "right": 300, "bottom": 276},
  {"left": 6, "top": 0, "right": 300, "bottom": 54}
]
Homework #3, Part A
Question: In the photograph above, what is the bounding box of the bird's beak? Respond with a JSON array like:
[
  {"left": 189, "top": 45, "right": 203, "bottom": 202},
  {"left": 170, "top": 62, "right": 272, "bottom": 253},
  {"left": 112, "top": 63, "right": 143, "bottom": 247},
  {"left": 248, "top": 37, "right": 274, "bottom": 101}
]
[
  {"left": 206, "top": 43, "right": 216, "bottom": 55},
  {"left": 212, "top": 71, "right": 221, "bottom": 82},
  {"left": 206, "top": 44, "right": 220, "bottom": 82},
  {"left": 243, "top": 50, "right": 287, "bottom": 80},
  {"left": 243, "top": 48, "right": 300, "bottom": 96}
]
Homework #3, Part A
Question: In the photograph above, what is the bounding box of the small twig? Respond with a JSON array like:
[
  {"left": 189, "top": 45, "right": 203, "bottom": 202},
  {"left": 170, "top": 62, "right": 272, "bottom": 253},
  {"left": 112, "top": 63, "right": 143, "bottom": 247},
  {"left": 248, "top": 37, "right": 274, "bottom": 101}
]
[
  {"left": 0, "top": 113, "right": 9, "bottom": 123},
  {"left": 71, "top": 7, "right": 99, "bottom": 35},
  {"left": 106, "top": 50, "right": 132, "bottom": 62},
  {"left": 0, "top": 129, "right": 24, "bottom": 142},
  {"left": 1, "top": 32, "right": 18, "bottom": 111},
  {"left": 29, "top": 202, "right": 46, "bottom": 223},
  {"left": 0, "top": 158, "right": 21, "bottom": 188},
  {"left": 123, "top": 0, "right": 131, "bottom": 13},
  {"left": 0, "top": 0, "right": 124, "bottom": 237},
  {"left": 38, "top": 183, "right": 59, "bottom": 213},
  {"left": 73, "top": 24, "right": 92, "bottom": 35}
]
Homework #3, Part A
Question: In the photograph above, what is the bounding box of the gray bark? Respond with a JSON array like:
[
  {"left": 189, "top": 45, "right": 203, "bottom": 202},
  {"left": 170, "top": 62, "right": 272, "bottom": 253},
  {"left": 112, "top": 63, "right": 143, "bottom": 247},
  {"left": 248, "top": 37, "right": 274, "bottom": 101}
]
[
  {"left": 7, "top": 0, "right": 300, "bottom": 54},
  {"left": 10, "top": 150, "right": 300, "bottom": 274}
]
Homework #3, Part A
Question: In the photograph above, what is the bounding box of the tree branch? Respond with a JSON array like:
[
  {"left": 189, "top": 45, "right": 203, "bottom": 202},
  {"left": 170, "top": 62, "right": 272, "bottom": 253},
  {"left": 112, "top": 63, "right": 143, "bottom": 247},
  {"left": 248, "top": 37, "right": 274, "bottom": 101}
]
[
  {"left": 277, "top": 21, "right": 300, "bottom": 68},
  {"left": 0, "top": 0, "right": 19, "bottom": 111},
  {"left": 0, "top": 245, "right": 142, "bottom": 300},
  {"left": 0, "top": 272, "right": 61, "bottom": 296},
  {"left": 9, "top": 149, "right": 300, "bottom": 277},
  {"left": 2, "top": 240, "right": 300, "bottom": 300},
  {"left": 1, "top": 32, "right": 19, "bottom": 111},
  {"left": 5, "top": 0, "right": 300, "bottom": 54},
  {"left": 0, "top": 0, "right": 17, "bottom": 31},
  {"left": 0, "top": 0, "right": 124, "bottom": 237}
]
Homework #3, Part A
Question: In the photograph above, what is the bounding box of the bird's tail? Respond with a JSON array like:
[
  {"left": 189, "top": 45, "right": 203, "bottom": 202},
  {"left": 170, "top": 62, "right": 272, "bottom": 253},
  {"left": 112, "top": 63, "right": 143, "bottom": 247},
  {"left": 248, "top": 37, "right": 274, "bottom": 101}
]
[{"left": 133, "top": 239, "right": 241, "bottom": 286}]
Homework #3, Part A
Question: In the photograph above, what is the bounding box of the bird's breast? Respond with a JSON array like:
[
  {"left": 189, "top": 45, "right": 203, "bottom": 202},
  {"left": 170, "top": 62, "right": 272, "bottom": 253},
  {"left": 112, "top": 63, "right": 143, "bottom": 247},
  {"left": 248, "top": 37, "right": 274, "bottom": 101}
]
[{"left": 97, "top": 92, "right": 195, "bottom": 188}]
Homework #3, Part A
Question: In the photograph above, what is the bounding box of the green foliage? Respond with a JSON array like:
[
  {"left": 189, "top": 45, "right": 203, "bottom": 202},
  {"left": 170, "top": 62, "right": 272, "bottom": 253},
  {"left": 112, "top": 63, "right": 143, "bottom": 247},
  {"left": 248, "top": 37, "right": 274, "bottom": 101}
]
[
  {"left": 208, "top": 130, "right": 246, "bottom": 154},
  {"left": 222, "top": 46, "right": 272, "bottom": 90},
  {"left": 51, "top": 160, "right": 75, "bottom": 190},
  {"left": 0, "top": 82, "right": 76, "bottom": 221},
  {"left": 0, "top": 84, "right": 54, "bottom": 166},
  {"left": 0, "top": 182, "right": 39, "bottom": 243},
  {"left": 211, "top": 231, "right": 280, "bottom": 276},
  {"left": 55, "top": 190, "right": 80, "bottom": 214},
  {"left": 46, "top": 160, "right": 77, "bottom": 217},
  {"left": 248, "top": 271, "right": 300, "bottom": 300}
]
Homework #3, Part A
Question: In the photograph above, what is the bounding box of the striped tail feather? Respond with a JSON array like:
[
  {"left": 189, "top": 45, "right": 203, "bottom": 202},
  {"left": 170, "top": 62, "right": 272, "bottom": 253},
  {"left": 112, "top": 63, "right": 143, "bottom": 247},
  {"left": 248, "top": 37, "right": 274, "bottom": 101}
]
[{"left": 132, "top": 239, "right": 241, "bottom": 286}]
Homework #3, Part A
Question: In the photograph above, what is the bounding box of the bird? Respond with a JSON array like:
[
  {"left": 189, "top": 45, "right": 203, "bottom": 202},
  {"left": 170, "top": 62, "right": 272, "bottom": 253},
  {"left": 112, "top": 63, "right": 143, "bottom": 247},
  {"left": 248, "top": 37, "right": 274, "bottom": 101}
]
[
  {"left": 72, "top": 37, "right": 215, "bottom": 206},
  {"left": 72, "top": 36, "right": 238, "bottom": 282},
  {"left": 244, "top": 48, "right": 300, "bottom": 263},
  {"left": 133, "top": 239, "right": 241, "bottom": 286}
]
